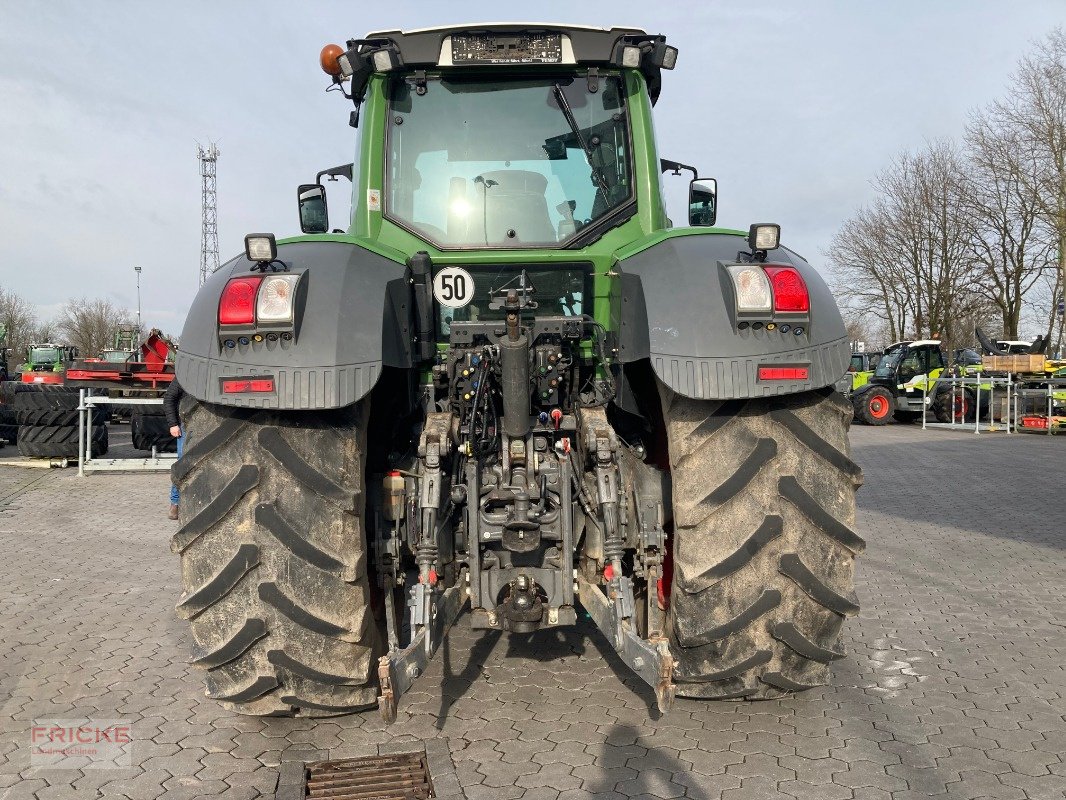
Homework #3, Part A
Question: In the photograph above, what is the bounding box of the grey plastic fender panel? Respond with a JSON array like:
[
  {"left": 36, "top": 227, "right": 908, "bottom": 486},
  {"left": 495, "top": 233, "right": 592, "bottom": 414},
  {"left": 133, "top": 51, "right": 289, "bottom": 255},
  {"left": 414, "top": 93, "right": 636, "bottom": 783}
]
[
  {"left": 176, "top": 241, "right": 411, "bottom": 410},
  {"left": 617, "top": 233, "right": 849, "bottom": 400}
]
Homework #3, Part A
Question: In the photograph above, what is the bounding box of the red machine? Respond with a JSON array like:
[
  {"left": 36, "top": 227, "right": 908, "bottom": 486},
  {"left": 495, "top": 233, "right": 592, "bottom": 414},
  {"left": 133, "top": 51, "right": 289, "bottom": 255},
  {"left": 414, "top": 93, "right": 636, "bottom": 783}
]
[{"left": 63, "top": 329, "right": 175, "bottom": 390}]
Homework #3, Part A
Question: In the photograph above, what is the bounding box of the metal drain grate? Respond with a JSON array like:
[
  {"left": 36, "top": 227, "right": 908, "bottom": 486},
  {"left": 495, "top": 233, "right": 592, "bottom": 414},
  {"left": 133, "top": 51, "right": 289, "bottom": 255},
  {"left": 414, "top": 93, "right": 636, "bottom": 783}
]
[{"left": 300, "top": 752, "right": 435, "bottom": 799}]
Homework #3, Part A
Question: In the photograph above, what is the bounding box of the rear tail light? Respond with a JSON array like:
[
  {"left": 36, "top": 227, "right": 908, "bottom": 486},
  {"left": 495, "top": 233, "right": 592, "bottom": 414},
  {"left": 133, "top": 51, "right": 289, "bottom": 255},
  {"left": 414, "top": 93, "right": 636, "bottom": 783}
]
[
  {"left": 726, "top": 265, "right": 772, "bottom": 313},
  {"left": 221, "top": 378, "right": 275, "bottom": 393},
  {"left": 763, "top": 266, "right": 810, "bottom": 313},
  {"left": 256, "top": 275, "right": 300, "bottom": 323},
  {"left": 758, "top": 366, "right": 809, "bottom": 381},
  {"left": 726, "top": 263, "right": 811, "bottom": 316},
  {"left": 219, "top": 277, "right": 263, "bottom": 325}
]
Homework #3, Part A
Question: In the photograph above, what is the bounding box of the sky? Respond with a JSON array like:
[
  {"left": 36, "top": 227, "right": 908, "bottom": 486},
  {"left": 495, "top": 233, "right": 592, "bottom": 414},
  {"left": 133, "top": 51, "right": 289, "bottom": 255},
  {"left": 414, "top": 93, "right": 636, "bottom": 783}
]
[{"left": 1, "top": 1, "right": 1063, "bottom": 337}]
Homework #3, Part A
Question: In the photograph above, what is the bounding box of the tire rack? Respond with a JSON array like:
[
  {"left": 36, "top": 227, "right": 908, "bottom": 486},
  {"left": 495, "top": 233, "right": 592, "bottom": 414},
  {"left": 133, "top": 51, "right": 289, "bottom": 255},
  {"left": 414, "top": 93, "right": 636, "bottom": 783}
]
[
  {"left": 919, "top": 373, "right": 1065, "bottom": 436},
  {"left": 77, "top": 390, "right": 178, "bottom": 475}
]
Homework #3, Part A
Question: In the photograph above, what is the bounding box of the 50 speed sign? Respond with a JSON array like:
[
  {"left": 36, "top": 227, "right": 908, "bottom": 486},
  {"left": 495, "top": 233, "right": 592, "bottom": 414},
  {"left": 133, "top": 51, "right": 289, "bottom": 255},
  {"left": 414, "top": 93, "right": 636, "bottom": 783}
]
[{"left": 432, "top": 266, "right": 474, "bottom": 308}]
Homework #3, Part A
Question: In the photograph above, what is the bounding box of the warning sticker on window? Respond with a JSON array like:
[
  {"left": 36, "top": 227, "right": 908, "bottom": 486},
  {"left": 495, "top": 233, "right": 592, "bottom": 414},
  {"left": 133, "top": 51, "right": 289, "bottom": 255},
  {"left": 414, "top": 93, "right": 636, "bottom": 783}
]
[{"left": 367, "top": 189, "right": 381, "bottom": 212}]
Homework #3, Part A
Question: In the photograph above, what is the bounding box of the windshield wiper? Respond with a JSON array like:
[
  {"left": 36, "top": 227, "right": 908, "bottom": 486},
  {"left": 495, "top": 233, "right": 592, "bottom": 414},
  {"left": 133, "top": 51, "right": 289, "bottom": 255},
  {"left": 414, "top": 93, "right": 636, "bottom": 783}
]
[{"left": 552, "top": 83, "right": 610, "bottom": 207}]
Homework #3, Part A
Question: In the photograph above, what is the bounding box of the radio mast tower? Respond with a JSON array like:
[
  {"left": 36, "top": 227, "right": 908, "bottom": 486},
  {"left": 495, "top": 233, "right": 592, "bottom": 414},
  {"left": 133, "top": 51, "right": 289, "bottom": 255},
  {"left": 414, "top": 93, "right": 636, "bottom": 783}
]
[{"left": 197, "top": 143, "right": 220, "bottom": 286}]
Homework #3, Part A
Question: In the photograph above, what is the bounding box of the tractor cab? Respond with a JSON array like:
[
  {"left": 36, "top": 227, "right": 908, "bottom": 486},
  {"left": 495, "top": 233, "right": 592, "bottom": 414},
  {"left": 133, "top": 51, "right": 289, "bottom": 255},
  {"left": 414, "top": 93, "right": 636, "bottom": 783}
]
[{"left": 293, "top": 25, "right": 724, "bottom": 260}]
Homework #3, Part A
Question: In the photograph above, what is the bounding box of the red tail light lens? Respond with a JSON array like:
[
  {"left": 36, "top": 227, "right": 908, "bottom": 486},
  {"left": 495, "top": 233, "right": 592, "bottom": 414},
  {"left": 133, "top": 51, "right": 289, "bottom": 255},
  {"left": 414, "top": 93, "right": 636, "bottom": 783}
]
[
  {"left": 221, "top": 378, "right": 274, "bottom": 393},
  {"left": 763, "top": 266, "right": 810, "bottom": 313},
  {"left": 758, "top": 366, "right": 810, "bottom": 381},
  {"left": 219, "top": 277, "right": 263, "bottom": 325}
]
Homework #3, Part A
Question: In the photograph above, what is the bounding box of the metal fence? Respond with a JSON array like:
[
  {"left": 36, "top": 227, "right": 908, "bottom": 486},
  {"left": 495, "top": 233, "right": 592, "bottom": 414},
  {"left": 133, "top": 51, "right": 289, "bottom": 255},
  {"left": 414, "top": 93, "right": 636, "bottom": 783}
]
[
  {"left": 77, "top": 390, "right": 178, "bottom": 476},
  {"left": 919, "top": 373, "right": 1063, "bottom": 436}
]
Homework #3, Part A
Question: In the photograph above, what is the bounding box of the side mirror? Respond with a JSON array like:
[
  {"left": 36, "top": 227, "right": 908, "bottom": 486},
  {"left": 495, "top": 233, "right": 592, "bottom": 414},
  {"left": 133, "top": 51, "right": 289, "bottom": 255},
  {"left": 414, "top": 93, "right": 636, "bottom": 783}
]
[
  {"left": 298, "top": 184, "right": 329, "bottom": 234},
  {"left": 688, "top": 178, "right": 717, "bottom": 226}
]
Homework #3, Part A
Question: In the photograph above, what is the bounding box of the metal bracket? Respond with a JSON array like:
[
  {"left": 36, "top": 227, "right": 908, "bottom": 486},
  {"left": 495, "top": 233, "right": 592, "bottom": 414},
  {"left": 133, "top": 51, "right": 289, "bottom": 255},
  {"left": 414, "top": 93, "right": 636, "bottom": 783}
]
[
  {"left": 586, "top": 67, "right": 600, "bottom": 93},
  {"left": 408, "top": 69, "right": 428, "bottom": 95},
  {"left": 576, "top": 573, "right": 675, "bottom": 713},
  {"left": 378, "top": 577, "right": 469, "bottom": 724}
]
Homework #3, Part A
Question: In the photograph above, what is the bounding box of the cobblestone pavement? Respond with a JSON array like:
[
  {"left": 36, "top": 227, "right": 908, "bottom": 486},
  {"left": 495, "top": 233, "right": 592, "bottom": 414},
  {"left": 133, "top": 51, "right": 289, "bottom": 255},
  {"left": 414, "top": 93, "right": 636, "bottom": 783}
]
[{"left": 0, "top": 424, "right": 1063, "bottom": 799}]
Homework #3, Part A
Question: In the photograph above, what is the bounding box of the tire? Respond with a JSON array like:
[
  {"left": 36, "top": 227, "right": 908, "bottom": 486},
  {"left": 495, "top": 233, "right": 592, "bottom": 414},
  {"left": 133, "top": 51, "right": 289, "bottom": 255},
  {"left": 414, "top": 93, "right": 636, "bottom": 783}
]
[
  {"left": 660, "top": 385, "right": 864, "bottom": 699},
  {"left": 131, "top": 411, "right": 177, "bottom": 452},
  {"left": 0, "top": 382, "right": 20, "bottom": 404},
  {"left": 15, "top": 408, "right": 106, "bottom": 426},
  {"left": 137, "top": 403, "right": 167, "bottom": 417},
  {"left": 13, "top": 384, "right": 78, "bottom": 412},
  {"left": 172, "top": 397, "right": 382, "bottom": 716},
  {"left": 16, "top": 424, "right": 106, "bottom": 458},
  {"left": 892, "top": 410, "right": 923, "bottom": 424},
  {"left": 18, "top": 424, "right": 80, "bottom": 445},
  {"left": 1, "top": 400, "right": 17, "bottom": 443},
  {"left": 854, "top": 387, "right": 893, "bottom": 426},
  {"left": 933, "top": 389, "right": 974, "bottom": 423}
]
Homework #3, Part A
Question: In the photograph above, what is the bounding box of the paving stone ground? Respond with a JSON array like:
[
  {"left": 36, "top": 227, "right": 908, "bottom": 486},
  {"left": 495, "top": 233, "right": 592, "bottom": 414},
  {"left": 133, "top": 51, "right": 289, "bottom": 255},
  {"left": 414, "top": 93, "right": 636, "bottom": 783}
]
[{"left": 0, "top": 423, "right": 1063, "bottom": 799}]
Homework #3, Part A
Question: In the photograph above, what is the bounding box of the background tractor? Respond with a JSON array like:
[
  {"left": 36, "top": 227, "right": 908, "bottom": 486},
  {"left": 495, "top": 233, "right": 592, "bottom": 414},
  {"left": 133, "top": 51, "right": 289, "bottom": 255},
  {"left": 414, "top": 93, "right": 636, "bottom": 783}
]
[
  {"left": 850, "top": 331, "right": 1051, "bottom": 426},
  {"left": 19, "top": 343, "right": 77, "bottom": 383},
  {"left": 836, "top": 350, "right": 882, "bottom": 401},
  {"left": 850, "top": 340, "right": 947, "bottom": 425},
  {"left": 171, "top": 24, "right": 863, "bottom": 719}
]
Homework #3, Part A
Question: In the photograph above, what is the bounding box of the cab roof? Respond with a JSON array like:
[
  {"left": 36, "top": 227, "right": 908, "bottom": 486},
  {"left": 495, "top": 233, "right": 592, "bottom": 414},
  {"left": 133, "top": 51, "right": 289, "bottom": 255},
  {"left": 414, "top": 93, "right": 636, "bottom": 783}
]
[
  {"left": 351, "top": 23, "right": 672, "bottom": 102},
  {"left": 361, "top": 23, "right": 651, "bottom": 65}
]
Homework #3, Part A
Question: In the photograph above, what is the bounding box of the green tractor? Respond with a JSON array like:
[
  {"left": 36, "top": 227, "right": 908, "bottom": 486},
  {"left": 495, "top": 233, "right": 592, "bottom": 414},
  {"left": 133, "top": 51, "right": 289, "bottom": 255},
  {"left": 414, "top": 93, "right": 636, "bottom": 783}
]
[
  {"left": 20, "top": 343, "right": 77, "bottom": 378},
  {"left": 171, "top": 24, "right": 863, "bottom": 719}
]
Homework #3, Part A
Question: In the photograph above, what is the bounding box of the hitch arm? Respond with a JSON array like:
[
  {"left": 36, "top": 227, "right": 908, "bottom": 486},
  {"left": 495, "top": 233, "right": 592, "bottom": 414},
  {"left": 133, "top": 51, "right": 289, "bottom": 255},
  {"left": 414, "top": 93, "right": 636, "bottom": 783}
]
[
  {"left": 378, "top": 576, "right": 469, "bottom": 724},
  {"left": 576, "top": 573, "right": 676, "bottom": 714}
]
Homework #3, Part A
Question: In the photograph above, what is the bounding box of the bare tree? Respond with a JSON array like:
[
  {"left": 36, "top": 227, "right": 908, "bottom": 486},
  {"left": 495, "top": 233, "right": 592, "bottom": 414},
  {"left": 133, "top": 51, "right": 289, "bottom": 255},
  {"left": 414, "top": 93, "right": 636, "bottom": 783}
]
[
  {"left": 33, "top": 320, "right": 57, "bottom": 344},
  {"left": 0, "top": 286, "right": 38, "bottom": 367},
  {"left": 54, "top": 297, "right": 134, "bottom": 358},
  {"left": 830, "top": 204, "right": 914, "bottom": 341},
  {"left": 830, "top": 142, "right": 979, "bottom": 351},
  {"left": 964, "top": 111, "right": 1055, "bottom": 338},
  {"left": 991, "top": 28, "right": 1066, "bottom": 350}
]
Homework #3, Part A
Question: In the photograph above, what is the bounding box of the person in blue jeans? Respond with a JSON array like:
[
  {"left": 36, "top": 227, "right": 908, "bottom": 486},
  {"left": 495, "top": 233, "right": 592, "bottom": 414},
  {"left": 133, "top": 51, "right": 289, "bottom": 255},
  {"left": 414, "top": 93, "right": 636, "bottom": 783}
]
[{"left": 163, "top": 378, "right": 185, "bottom": 520}]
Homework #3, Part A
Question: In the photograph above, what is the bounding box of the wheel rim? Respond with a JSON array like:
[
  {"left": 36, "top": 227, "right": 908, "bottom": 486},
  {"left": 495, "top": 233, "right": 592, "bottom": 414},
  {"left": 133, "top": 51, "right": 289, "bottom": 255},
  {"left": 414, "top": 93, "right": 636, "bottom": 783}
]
[
  {"left": 869, "top": 396, "right": 890, "bottom": 418},
  {"left": 953, "top": 396, "right": 970, "bottom": 421}
]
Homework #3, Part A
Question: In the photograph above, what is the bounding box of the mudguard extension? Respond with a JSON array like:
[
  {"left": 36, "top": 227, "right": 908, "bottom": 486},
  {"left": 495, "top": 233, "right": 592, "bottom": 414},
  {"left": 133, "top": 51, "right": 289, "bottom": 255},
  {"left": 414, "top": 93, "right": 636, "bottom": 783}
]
[
  {"left": 617, "top": 233, "right": 849, "bottom": 400},
  {"left": 176, "top": 241, "right": 411, "bottom": 410}
]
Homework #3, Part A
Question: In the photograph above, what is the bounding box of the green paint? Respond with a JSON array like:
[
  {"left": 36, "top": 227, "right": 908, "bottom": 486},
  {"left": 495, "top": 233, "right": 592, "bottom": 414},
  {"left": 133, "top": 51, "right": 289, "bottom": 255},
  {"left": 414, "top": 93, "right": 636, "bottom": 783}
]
[{"left": 850, "top": 370, "right": 874, "bottom": 391}]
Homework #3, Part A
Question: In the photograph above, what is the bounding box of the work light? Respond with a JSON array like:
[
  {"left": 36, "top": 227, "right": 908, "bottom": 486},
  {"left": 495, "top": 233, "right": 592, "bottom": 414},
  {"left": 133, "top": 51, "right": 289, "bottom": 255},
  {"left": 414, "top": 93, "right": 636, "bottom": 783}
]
[
  {"left": 748, "top": 224, "right": 781, "bottom": 253},
  {"left": 650, "top": 43, "right": 678, "bottom": 69},
  {"left": 244, "top": 233, "right": 277, "bottom": 263},
  {"left": 619, "top": 45, "right": 641, "bottom": 68},
  {"left": 336, "top": 50, "right": 359, "bottom": 79},
  {"left": 371, "top": 48, "right": 402, "bottom": 72}
]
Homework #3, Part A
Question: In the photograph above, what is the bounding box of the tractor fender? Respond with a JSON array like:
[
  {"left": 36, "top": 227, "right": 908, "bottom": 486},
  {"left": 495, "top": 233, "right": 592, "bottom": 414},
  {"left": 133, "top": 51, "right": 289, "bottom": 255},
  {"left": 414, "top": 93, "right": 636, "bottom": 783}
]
[
  {"left": 616, "top": 233, "right": 849, "bottom": 400},
  {"left": 176, "top": 241, "right": 411, "bottom": 410}
]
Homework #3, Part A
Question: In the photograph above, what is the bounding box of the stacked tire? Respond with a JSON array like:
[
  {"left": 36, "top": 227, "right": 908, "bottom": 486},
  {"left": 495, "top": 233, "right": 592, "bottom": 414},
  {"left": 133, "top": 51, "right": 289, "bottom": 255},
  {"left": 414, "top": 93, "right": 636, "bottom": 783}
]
[
  {"left": 13, "top": 385, "right": 107, "bottom": 458},
  {"left": 0, "top": 381, "right": 18, "bottom": 446},
  {"left": 132, "top": 405, "right": 177, "bottom": 452}
]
